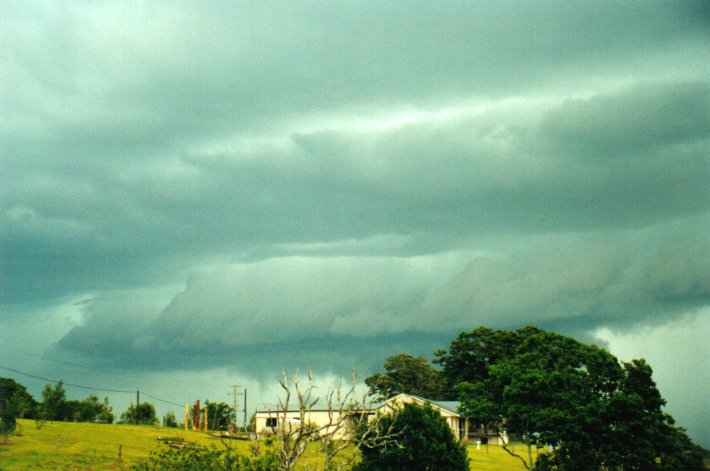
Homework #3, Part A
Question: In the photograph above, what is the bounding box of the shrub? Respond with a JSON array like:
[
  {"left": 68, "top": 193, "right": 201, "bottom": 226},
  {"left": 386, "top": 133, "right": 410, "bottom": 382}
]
[
  {"left": 133, "top": 443, "right": 279, "bottom": 471},
  {"left": 120, "top": 402, "right": 158, "bottom": 425},
  {"left": 355, "top": 402, "right": 469, "bottom": 471}
]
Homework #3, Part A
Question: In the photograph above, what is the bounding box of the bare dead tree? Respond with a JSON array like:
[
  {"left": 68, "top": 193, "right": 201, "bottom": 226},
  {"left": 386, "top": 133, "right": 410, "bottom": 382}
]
[
  {"left": 319, "top": 371, "right": 403, "bottom": 471},
  {"left": 271, "top": 369, "right": 320, "bottom": 470},
  {"left": 269, "top": 369, "right": 402, "bottom": 471}
]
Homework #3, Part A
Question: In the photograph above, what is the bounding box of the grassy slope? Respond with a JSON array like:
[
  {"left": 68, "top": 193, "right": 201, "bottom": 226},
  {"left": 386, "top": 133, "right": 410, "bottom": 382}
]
[
  {"left": 1, "top": 420, "right": 237, "bottom": 470},
  {"left": 467, "top": 443, "right": 537, "bottom": 471},
  {"left": 0, "top": 419, "right": 528, "bottom": 470}
]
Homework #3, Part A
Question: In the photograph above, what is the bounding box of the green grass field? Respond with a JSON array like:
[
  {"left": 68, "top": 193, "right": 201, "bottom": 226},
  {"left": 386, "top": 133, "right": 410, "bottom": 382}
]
[{"left": 0, "top": 419, "right": 528, "bottom": 470}]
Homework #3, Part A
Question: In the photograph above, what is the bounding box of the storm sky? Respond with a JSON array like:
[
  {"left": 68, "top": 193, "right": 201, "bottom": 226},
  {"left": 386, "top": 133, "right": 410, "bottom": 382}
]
[{"left": 1, "top": 1, "right": 708, "bottom": 445}]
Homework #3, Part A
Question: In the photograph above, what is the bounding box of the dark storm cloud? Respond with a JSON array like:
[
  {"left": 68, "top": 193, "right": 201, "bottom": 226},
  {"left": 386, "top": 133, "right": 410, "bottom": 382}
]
[
  {"left": 53, "top": 214, "right": 708, "bottom": 373},
  {"left": 4, "top": 81, "right": 708, "bottom": 303},
  {"left": 543, "top": 82, "right": 710, "bottom": 156}
]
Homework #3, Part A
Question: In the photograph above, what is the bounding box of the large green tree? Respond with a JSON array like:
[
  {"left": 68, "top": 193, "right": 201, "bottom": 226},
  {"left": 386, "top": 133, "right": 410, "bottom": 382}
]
[
  {"left": 451, "top": 327, "right": 704, "bottom": 471},
  {"left": 64, "top": 395, "right": 114, "bottom": 423},
  {"left": 162, "top": 411, "right": 178, "bottom": 428},
  {"left": 0, "top": 399, "right": 16, "bottom": 444},
  {"left": 0, "top": 378, "right": 37, "bottom": 443},
  {"left": 0, "top": 378, "right": 38, "bottom": 420},
  {"left": 354, "top": 402, "right": 469, "bottom": 471},
  {"left": 205, "top": 400, "right": 235, "bottom": 431},
  {"left": 121, "top": 402, "right": 158, "bottom": 425},
  {"left": 364, "top": 353, "right": 444, "bottom": 400},
  {"left": 596, "top": 359, "right": 704, "bottom": 470},
  {"left": 40, "top": 381, "right": 68, "bottom": 421},
  {"left": 433, "top": 326, "right": 542, "bottom": 396}
]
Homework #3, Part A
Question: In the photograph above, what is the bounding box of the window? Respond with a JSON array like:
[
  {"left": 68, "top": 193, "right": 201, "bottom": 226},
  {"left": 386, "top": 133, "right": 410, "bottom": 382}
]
[{"left": 266, "top": 417, "right": 278, "bottom": 427}]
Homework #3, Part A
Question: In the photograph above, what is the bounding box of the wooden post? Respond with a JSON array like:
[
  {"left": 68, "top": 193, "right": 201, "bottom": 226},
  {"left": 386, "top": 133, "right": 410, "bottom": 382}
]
[
  {"left": 193, "top": 400, "right": 201, "bottom": 432},
  {"left": 184, "top": 403, "right": 189, "bottom": 431},
  {"left": 243, "top": 388, "right": 247, "bottom": 432},
  {"left": 204, "top": 406, "right": 208, "bottom": 432}
]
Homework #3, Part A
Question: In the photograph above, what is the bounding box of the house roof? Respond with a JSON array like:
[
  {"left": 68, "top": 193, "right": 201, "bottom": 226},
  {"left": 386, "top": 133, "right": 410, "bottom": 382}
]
[
  {"left": 429, "top": 400, "right": 460, "bottom": 415},
  {"left": 382, "top": 393, "right": 461, "bottom": 417},
  {"left": 255, "top": 403, "right": 379, "bottom": 414},
  {"left": 254, "top": 393, "right": 461, "bottom": 416}
]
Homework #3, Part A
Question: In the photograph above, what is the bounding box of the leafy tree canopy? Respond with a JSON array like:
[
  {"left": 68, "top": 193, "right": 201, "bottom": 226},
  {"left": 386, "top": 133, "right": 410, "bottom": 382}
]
[
  {"left": 205, "top": 400, "right": 235, "bottom": 431},
  {"left": 64, "top": 395, "right": 114, "bottom": 423},
  {"left": 121, "top": 402, "right": 158, "bottom": 426},
  {"left": 162, "top": 411, "right": 178, "bottom": 428},
  {"left": 0, "top": 377, "right": 38, "bottom": 420},
  {"left": 1, "top": 377, "right": 38, "bottom": 442},
  {"left": 449, "top": 326, "right": 704, "bottom": 471},
  {"left": 40, "top": 381, "right": 68, "bottom": 421},
  {"left": 355, "top": 402, "right": 469, "bottom": 471},
  {"left": 364, "top": 353, "right": 444, "bottom": 400},
  {"left": 433, "top": 326, "right": 543, "bottom": 393}
]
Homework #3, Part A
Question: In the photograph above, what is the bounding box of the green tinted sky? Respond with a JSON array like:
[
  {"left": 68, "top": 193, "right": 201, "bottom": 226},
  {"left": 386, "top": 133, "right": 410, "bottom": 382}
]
[{"left": 1, "top": 0, "right": 708, "bottom": 445}]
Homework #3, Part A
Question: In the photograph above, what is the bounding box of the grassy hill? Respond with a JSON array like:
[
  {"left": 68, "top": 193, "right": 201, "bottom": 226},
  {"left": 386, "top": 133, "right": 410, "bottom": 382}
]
[{"left": 0, "top": 419, "right": 528, "bottom": 470}]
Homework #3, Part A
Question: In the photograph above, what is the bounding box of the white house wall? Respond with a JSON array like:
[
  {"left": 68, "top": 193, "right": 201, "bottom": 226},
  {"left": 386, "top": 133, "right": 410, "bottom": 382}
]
[
  {"left": 255, "top": 393, "right": 509, "bottom": 445},
  {"left": 254, "top": 409, "right": 356, "bottom": 440}
]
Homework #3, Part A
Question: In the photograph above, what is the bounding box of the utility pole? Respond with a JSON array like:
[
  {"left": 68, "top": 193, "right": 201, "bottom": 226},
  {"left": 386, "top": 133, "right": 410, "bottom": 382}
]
[
  {"left": 243, "top": 388, "right": 247, "bottom": 430},
  {"left": 230, "top": 385, "right": 240, "bottom": 433},
  {"left": 136, "top": 390, "right": 140, "bottom": 407}
]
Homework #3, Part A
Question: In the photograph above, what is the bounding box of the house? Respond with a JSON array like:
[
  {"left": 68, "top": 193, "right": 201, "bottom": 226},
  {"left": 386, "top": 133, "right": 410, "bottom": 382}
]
[
  {"left": 380, "top": 393, "right": 508, "bottom": 445},
  {"left": 255, "top": 393, "right": 507, "bottom": 445},
  {"left": 253, "top": 405, "right": 370, "bottom": 440}
]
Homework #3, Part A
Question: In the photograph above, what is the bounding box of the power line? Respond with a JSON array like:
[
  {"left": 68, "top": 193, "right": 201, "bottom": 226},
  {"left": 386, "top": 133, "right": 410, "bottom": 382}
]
[
  {"left": 1, "top": 347, "right": 210, "bottom": 388},
  {"left": 0, "top": 364, "right": 134, "bottom": 393},
  {"left": 140, "top": 392, "right": 184, "bottom": 408},
  {"left": 0, "top": 364, "right": 185, "bottom": 409}
]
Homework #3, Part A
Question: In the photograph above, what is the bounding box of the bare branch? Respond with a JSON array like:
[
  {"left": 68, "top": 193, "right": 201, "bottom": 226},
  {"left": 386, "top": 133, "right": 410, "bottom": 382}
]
[{"left": 265, "top": 368, "right": 405, "bottom": 471}]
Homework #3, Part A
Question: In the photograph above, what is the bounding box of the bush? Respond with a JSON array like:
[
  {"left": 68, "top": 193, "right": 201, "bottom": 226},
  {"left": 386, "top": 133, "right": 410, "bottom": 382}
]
[
  {"left": 0, "top": 379, "right": 26, "bottom": 444},
  {"left": 163, "top": 411, "right": 178, "bottom": 428},
  {"left": 133, "top": 443, "right": 278, "bottom": 471},
  {"left": 0, "top": 404, "right": 17, "bottom": 444},
  {"left": 355, "top": 402, "right": 469, "bottom": 471},
  {"left": 120, "top": 402, "right": 158, "bottom": 425}
]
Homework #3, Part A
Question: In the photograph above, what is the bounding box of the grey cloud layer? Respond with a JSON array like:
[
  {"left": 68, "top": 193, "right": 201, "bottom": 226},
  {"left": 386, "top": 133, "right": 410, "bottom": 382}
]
[
  {"left": 55, "top": 216, "right": 709, "bottom": 367},
  {"left": 4, "top": 81, "right": 708, "bottom": 302}
]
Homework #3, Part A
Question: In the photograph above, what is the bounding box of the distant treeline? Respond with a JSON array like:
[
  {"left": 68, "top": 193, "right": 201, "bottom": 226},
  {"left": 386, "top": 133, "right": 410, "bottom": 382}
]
[
  {"left": 0, "top": 379, "right": 114, "bottom": 424},
  {"left": 0, "top": 377, "right": 235, "bottom": 434}
]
